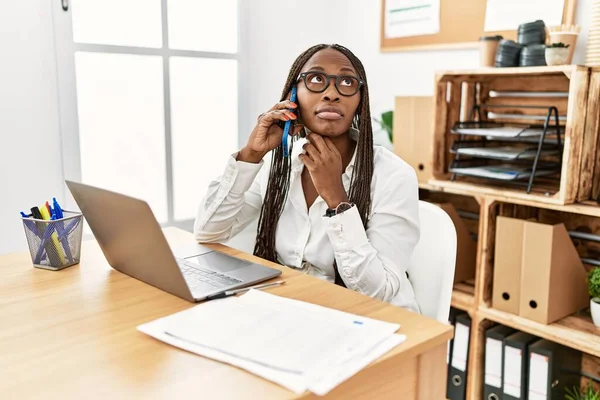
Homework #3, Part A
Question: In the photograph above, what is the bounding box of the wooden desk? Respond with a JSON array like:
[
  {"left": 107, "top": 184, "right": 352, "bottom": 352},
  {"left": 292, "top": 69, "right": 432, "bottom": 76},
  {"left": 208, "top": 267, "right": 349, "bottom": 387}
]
[{"left": 0, "top": 228, "right": 453, "bottom": 399}]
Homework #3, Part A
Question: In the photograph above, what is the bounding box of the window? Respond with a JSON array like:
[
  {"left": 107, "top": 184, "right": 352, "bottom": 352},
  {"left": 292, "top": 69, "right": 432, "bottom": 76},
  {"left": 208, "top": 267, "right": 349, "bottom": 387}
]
[{"left": 55, "top": 0, "right": 239, "bottom": 229}]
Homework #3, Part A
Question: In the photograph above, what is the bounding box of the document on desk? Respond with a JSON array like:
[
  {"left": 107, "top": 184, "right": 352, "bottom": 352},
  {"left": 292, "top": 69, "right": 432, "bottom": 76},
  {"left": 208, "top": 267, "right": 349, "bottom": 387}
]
[{"left": 138, "top": 290, "right": 406, "bottom": 396}]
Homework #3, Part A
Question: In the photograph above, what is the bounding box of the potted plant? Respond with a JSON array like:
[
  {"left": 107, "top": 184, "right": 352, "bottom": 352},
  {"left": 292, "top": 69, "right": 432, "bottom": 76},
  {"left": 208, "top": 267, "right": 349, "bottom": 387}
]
[
  {"left": 565, "top": 384, "right": 600, "bottom": 400},
  {"left": 545, "top": 42, "right": 571, "bottom": 66},
  {"left": 587, "top": 267, "right": 600, "bottom": 327},
  {"left": 373, "top": 110, "right": 393, "bottom": 144}
]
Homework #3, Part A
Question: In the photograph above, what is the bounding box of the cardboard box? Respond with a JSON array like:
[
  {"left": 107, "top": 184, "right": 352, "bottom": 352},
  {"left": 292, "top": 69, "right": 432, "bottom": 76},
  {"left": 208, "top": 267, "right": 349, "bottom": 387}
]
[
  {"left": 519, "top": 221, "right": 589, "bottom": 324},
  {"left": 434, "top": 203, "right": 477, "bottom": 283},
  {"left": 492, "top": 217, "right": 525, "bottom": 315}
]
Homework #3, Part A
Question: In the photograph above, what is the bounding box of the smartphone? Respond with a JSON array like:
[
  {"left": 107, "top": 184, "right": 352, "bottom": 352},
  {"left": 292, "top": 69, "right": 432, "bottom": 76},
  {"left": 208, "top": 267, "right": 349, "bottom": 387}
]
[{"left": 281, "top": 86, "right": 298, "bottom": 158}]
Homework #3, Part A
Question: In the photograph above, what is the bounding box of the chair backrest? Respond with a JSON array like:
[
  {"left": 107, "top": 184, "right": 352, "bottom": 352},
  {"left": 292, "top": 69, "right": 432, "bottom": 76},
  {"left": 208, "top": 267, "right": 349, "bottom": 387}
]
[
  {"left": 407, "top": 201, "right": 457, "bottom": 323},
  {"left": 223, "top": 219, "right": 258, "bottom": 255}
]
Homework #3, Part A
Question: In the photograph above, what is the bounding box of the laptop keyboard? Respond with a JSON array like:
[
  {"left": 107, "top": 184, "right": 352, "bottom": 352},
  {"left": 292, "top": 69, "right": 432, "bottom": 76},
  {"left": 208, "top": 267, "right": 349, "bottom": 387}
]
[{"left": 177, "top": 259, "right": 242, "bottom": 293}]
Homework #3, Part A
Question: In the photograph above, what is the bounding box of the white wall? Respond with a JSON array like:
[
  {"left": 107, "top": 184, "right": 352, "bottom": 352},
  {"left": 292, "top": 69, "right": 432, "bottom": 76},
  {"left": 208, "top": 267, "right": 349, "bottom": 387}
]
[
  {"left": 0, "top": 0, "right": 593, "bottom": 255},
  {"left": 0, "top": 1, "right": 64, "bottom": 255}
]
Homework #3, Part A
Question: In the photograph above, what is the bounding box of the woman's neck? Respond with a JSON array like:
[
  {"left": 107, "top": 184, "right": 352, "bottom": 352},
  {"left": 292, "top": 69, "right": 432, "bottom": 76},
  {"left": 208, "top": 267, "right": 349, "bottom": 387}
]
[{"left": 328, "top": 132, "right": 356, "bottom": 171}]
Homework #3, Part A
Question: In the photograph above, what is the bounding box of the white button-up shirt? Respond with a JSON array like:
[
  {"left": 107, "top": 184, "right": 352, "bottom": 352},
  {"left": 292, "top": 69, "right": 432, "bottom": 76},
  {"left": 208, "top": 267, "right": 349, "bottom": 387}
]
[{"left": 194, "top": 134, "right": 421, "bottom": 313}]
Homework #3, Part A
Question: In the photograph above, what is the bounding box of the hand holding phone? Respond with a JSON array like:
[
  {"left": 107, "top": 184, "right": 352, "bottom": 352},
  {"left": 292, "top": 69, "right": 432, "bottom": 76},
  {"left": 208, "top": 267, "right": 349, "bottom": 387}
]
[{"left": 239, "top": 88, "right": 302, "bottom": 163}]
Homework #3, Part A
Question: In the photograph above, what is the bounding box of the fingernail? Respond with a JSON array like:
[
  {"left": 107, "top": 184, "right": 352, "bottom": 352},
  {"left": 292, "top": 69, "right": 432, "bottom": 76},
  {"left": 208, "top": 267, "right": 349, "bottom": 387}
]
[
  {"left": 290, "top": 114, "right": 297, "bottom": 119},
  {"left": 290, "top": 102, "right": 297, "bottom": 107}
]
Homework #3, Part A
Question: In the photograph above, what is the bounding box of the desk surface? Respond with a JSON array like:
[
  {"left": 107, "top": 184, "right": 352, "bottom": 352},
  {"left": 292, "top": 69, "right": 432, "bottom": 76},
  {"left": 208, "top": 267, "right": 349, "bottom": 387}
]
[{"left": 0, "top": 227, "right": 453, "bottom": 399}]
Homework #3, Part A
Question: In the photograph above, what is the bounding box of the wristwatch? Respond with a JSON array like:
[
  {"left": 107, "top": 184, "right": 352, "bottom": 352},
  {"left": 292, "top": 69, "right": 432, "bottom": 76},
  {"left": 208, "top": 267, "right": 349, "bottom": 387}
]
[{"left": 324, "top": 202, "right": 355, "bottom": 217}]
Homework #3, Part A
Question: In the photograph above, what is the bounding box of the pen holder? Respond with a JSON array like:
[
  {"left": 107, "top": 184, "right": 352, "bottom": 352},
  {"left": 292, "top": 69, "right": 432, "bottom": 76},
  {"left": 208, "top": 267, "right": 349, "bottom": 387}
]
[{"left": 21, "top": 211, "right": 83, "bottom": 271}]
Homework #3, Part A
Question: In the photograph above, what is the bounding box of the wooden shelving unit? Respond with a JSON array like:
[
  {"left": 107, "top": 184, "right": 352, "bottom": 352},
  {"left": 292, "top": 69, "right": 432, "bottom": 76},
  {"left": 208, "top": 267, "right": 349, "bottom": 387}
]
[
  {"left": 451, "top": 282, "right": 476, "bottom": 314},
  {"left": 478, "top": 306, "right": 600, "bottom": 358},
  {"left": 408, "top": 65, "right": 600, "bottom": 400}
]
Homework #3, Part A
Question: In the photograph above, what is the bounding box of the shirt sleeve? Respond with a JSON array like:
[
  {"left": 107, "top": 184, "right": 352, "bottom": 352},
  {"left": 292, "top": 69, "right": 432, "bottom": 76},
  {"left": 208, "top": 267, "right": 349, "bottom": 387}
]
[
  {"left": 193, "top": 152, "right": 266, "bottom": 243},
  {"left": 325, "top": 168, "right": 420, "bottom": 304}
]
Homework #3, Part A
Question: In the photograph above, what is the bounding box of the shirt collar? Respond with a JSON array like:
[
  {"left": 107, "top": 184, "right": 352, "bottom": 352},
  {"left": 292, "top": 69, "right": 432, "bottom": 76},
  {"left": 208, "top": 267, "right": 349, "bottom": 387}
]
[{"left": 291, "top": 127, "right": 359, "bottom": 175}]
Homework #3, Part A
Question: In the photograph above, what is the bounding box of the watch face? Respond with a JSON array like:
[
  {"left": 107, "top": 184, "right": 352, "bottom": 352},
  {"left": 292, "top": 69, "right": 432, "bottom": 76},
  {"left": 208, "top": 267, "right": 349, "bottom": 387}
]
[{"left": 336, "top": 202, "right": 353, "bottom": 214}]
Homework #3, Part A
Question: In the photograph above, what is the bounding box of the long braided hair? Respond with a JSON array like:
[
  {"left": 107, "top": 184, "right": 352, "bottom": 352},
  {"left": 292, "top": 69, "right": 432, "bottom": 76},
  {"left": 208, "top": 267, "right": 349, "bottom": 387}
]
[{"left": 253, "top": 44, "right": 374, "bottom": 286}]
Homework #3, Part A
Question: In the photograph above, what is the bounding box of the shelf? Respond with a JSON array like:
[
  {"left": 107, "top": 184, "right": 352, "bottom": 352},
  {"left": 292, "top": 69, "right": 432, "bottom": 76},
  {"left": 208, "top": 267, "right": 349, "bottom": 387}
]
[
  {"left": 478, "top": 306, "right": 600, "bottom": 358},
  {"left": 451, "top": 283, "right": 475, "bottom": 312},
  {"left": 451, "top": 145, "right": 559, "bottom": 161},
  {"left": 421, "top": 181, "right": 600, "bottom": 217},
  {"left": 436, "top": 65, "right": 587, "bottom": 79},
  {"left": 427, "top": 179, "right": 563, "bottom": 205},
  {"left": 449, "top": 164, "right": 560, "bottom": 182}
]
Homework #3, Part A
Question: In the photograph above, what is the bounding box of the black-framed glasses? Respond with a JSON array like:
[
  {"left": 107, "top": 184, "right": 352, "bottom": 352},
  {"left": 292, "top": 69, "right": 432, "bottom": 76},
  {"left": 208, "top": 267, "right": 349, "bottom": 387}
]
[{"left": 298, "top": 72, "right": 364, "bottom": 97}]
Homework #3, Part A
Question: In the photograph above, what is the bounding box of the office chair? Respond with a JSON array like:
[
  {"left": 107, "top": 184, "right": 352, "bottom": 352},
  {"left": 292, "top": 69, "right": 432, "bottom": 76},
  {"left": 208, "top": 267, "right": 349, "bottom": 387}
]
[
  {"left": 406, "top": 201, "right": 457, "bottom": 323},
  {"left": 223, "top": 219, "right": 258, "bottom": 254}
]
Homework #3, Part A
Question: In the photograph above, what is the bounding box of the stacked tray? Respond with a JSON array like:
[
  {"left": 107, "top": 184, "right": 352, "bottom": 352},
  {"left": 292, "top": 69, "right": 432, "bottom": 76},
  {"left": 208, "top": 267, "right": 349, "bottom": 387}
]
[{"left": 449, "top": 118, "right": 564, "bottom": 190}]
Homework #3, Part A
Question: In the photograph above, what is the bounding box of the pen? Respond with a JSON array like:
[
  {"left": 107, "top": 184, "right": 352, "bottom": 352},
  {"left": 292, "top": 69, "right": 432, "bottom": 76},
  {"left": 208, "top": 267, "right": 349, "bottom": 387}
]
[
  {"left": 205, "top": 280, "right": 286, "bottom": 301},
  {"left": 20, "top": 211, "right": 40, "bottom": 238}
]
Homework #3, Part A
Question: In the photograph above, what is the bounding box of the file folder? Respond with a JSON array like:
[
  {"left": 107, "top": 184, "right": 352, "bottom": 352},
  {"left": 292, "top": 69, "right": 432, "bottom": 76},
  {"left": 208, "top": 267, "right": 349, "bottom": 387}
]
[
  {"left": 503, "top": 331, "right": 538, "bottom": 400},
  {"left": 448, "top": 313, "right": 471, "bottom": 400},
  {"left": 527, "top": 339, "right": 582, "bottom": 400},
  {"left": 519, "top": 221, "right": 588, "bottom": 324},
  {"left": 484, "top": 324, "right": 516, "bottom": 400},
  {"left": 493, "top": 217, "right": 525, "bottom": 314}
]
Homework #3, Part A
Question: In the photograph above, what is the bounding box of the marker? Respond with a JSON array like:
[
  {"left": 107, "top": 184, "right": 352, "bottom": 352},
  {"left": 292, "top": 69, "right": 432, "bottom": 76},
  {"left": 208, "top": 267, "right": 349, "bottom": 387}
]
[{"left": 53, "top": 197, "right": 64, "bottom": 219}]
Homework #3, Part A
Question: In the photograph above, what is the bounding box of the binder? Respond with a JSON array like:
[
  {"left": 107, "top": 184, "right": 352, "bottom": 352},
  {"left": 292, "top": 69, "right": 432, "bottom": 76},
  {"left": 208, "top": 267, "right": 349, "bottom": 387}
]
[
  {"left": 527, "top": 339, "right": 582, "bottom": 400},
  {"left": 483, "top": 324, "right": 516, "bottom": 400},
  {"left": 503, "top": 331, "right": 538, "bottom": 400},
  {"left": 448, "top": 313, "right": 471, "bottom": 400},
  {"left": 446, "top": 308, "right": 462, "bottom": 399}
]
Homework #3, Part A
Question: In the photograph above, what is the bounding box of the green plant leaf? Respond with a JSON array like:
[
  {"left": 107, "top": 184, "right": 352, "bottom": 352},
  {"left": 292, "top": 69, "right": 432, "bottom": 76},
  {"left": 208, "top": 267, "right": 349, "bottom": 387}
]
[
  {"left": 379, "top": 110, "right": 393, "bottom": 143},
  {"left": 565, "top": 385, "right": 583, "bottom": 400},
  {"left": 588, "top": 267, "right": 600, "bottom": 299}
]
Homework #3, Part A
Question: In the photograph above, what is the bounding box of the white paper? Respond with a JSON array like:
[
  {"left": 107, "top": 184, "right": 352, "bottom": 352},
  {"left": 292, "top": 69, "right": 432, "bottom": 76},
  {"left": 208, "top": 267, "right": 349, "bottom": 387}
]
[
  {"left": 484, "top": 338, "right": 502, "bottom": 388},
  {"left": 484, "top": 0, "right": 564, "bottom": 32},
  {"left": 503, "top": 346, "right": 523, "bottom": 397},
  {"left": 451, "top": 323, "right": 469, "bottom": 372},
  {"left": 137, "top": 290, "right": 406, "bottom": 396},
  {"left": 384, "top": 0, "right": 440, "bottom": 38},
  {"left": 453, "top": 126, "right": 543, "bottom": 138},
  {"left": 528, "top": 353, "right": 549, "bottom": 400},
  {"left": 455, "top": 146, "right": 556, "bottom": 160}
]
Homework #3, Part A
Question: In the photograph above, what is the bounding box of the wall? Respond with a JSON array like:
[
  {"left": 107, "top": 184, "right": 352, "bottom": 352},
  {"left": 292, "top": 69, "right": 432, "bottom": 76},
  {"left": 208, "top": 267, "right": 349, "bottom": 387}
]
[
  {"left": 239, "top": 0, "right": 592, "bottom": 147},
  {"left": 0, "top": 1, "right": 64, "bottom": 254}
]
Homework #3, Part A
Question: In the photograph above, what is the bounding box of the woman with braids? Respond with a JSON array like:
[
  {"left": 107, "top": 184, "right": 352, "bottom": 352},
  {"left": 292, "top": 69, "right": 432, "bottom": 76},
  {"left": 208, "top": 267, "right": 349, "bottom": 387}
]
[{"left": 194, "top": 44, "right": 420, "bottom": 313}]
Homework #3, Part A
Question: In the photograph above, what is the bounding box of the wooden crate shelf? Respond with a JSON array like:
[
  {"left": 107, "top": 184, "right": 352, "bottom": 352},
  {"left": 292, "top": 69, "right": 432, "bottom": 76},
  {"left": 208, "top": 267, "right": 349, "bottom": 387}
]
[
  {"left": 431, "top": 66, "right": 600, "bottom": 206},
  {"left": 408, "top": 66, "right": 600, "bottom": 399},
  {"left": 478, "top": 306, "right": 600, "bottom": 358},
  {"left": 451, "top": 283, "right": 476, "bottom": 313}
]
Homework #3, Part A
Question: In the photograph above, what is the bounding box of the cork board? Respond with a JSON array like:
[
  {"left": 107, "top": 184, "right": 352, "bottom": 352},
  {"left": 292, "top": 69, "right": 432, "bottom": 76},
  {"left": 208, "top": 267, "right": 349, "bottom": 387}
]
[{"left": 380, "top": 0, "right": 577, "bottom": 52}]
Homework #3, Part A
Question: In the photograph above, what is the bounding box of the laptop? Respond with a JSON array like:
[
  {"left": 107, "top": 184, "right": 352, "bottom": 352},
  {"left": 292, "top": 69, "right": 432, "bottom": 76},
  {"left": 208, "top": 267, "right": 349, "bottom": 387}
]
[{"left": 65, "top": 180, "right": 281, "bottom": 302}]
